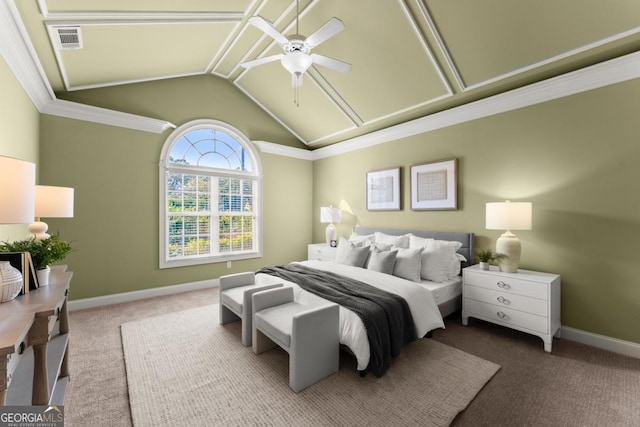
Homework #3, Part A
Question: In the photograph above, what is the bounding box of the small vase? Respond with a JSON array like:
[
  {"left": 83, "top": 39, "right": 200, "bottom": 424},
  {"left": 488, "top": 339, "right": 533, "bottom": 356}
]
[
  {"left": 479, "top": 262, "right": 490, "bottom": 271},
  {"left": 1, "top": 261, "right": 23, "bottom": 302},
  {"left": 37, "top": 266, "right": 51, "bottom": 287}
]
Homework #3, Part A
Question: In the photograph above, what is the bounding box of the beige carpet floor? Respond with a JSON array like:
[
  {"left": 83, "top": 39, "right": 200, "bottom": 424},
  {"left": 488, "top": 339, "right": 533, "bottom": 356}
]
[
  {"left": 64, "top": 288, "right": 640, "bottom": 427},
  {"left": 121, "top": 304, "right": 500, "bottom": 427}
]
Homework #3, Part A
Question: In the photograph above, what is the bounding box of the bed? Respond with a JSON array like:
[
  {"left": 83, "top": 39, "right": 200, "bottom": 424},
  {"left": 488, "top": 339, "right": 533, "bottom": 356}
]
[{"left": 256, "top": 227, "right": 474, "bottom": 375}]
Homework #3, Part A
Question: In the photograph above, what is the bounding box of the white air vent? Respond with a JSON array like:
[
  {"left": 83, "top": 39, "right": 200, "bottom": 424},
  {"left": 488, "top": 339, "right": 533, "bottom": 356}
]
[{"left": 54, "top": 27, "right": 83, "bottom": 50}]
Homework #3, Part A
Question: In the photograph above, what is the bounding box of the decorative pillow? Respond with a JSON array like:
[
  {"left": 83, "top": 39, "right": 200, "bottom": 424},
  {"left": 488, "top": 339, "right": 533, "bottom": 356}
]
[
  {"left": 374, "top": 232, "right": 410, "bottom": 249},
  {"left": 335, "top": 238, "right": 370, "bottom": 268},
  {"left": 392, "top": 247, "right": 423, "bottom": 282},
  {"left": 409, "top": 234, "right": 434, "bottom": 249},
  {"left": 420, "top": 240, "right": 463, "bottom": 282},
  {"left": 370, "top": 242, "right": 392, "bottom": 252},
  {"left": 349, "top": 233, "right": 374, "bottom": 247},
  {"left": 367, "top": 247, "right": 398, "bottom": 275}
]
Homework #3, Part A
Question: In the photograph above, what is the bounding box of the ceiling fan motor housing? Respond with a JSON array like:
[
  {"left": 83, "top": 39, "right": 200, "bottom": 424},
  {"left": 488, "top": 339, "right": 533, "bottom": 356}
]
[{"left": 283, "top": 37, "right": 310, "bottom": 54}]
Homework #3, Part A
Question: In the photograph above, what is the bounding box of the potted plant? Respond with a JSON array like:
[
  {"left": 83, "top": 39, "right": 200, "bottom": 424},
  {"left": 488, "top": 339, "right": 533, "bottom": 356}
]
[
  {"left": 475, "top": 249, "right": 508, "bottom": 271},
  {"left": 0, "top": 235, "right": 72, "bottom": 286}
]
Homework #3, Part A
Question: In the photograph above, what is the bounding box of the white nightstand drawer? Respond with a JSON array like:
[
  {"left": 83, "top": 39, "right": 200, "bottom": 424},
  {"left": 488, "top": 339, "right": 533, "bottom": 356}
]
[
  {"left": 464, "top": 299, "right": 549, "bottom": 334},
  {"left": 464, "top": 270, "right": 548, "bottom": 300},
  {"left": 307, "top": 244, "right": 337, "bottom": 262},
  {"left": 464, "top": 285, "right": 548, "bottom": 317}
]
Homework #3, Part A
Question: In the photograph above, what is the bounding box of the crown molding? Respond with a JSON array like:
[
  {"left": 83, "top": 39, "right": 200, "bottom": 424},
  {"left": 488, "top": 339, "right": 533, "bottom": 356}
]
[
  {"left": 253, "top": 141, "right": 313, "bottom": 161},
  {"left": 1, "top": 0, "right": 176, "bottom": 135},
  {"left": 42, "top": 99, "right": 176, "bottom": 134},
  {"left": 311, "top": 50, "right": 640, "bottom": 160},
  {"left": 0, "top": 0, "right": 55, "bottom": 109}
]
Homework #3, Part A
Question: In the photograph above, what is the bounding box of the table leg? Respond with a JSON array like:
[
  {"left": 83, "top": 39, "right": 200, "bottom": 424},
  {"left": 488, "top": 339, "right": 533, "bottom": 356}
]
[{"left": 32, "top": 342, "right": 49, "bottom": 405}]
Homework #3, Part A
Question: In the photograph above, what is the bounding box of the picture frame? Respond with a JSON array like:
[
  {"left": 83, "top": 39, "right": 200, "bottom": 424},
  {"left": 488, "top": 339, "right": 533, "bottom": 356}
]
[
  {"left": 410, "top": 158, "right": 458, "bottom": 210},
  {"left": 366, "top": 167, "right": 401, "bottom": 211}
]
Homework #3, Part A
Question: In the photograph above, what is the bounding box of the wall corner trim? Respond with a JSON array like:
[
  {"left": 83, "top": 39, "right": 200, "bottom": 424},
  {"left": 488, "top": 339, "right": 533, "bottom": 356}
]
[{"left": 561, "top": 325, "right": 640, "bottom": 359}]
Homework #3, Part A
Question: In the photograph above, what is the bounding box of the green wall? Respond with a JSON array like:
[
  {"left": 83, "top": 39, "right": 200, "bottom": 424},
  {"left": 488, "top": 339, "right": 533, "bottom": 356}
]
[
  {"left": 40, "top": 75, "right": 312, "bottom": 300},
  {"left": 314, "top": 78, "right": 640, "bottom": 345},
  {"left": 0, "top": 55, "right": 39, "bottom": 242}
]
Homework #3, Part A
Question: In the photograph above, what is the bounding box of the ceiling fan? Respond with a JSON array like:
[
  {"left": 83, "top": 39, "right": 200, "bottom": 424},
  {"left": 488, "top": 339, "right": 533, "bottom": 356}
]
[{"left": 240, "top": 2, "right": 350, "bottom": 92}]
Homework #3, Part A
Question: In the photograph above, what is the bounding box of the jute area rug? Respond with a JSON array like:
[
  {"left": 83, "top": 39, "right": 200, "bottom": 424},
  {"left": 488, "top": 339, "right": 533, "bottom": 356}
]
[{"left": 121, "top": 305, "right": 500, "bottom": 427}]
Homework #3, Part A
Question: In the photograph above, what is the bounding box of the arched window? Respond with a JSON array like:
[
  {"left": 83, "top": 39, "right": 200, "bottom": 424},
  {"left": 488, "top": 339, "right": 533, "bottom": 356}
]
[{"left": 159, "top": 119, "right": 262, "bottom": 268}]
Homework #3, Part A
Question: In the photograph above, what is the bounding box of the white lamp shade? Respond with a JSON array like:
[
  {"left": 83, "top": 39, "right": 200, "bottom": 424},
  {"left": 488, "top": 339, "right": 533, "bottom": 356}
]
[
  {"left": 320, "top": 206, "right": 342, "bottom": 224},
  {"left": 0, "top": 156, "right": 36, "bottom": 224},
  {"left": 486, "top": 201, "right": 532, "bottom": 231},
  {"left": 35, "top": 185, "right": 74, "bottom": 218}
]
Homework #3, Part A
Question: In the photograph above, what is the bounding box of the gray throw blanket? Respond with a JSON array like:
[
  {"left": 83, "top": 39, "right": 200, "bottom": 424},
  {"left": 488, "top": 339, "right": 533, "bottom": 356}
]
[{"left": 257, "top": 263, "right": 417, "bottom": 377}]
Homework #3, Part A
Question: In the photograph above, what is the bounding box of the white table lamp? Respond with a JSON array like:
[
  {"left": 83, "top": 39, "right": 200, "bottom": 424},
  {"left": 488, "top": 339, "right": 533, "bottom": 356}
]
[
  {"left": 28, "top": 185, "right": 74, "bottom": 241},
  {"left": 486, "top": 200, "right": 532, "bottom": 273},
  {"left": 0, "top": 156, "right": 36, "bottom": 301},
  {"left": 320, "top": 206, "right": 342, "bottom": 245},
  {"left": 0, "top": 156, "right": 36, "bottom": 224}
]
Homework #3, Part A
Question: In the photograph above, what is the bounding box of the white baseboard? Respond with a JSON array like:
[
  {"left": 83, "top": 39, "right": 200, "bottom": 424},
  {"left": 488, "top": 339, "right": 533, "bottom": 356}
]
[
  {"left": 560, "top": 326, "right": 640, "bottom": 359},
  {"left": 68, "top": 279, "right": 219, "bottom": 311}
]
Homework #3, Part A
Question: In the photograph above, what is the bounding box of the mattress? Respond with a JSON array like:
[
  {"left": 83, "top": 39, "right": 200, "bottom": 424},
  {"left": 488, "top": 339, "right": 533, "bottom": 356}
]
[{"left": 417, "top": 276, "right": 462, "bottom": 305}]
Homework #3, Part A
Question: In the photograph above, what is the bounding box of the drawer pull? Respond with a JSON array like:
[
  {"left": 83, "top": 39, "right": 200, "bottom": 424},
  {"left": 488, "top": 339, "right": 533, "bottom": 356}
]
[
  {"left": 497, "top": 311, "right": 508, "bottom": 319},
  {"left": 496, "top": 296, "right": 510, "bottom": 305},
  {"left": 19, "top": 342, "right": 25, "bottom": 355},
  {"left": 496, "top": 281, "right": 510, "bottom": 289}
]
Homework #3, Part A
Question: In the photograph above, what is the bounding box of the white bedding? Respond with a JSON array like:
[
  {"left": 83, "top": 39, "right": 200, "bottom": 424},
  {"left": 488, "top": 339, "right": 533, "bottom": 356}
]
[
  {"left": 418, "top": 276, "right": 462, "bottom": 305},
  {"left": 255, "top": 260, "right": 445, "bottom": 371}
]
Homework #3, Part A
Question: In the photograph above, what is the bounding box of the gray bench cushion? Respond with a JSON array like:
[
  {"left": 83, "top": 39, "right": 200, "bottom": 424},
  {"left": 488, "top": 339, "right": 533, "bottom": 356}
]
[
  {"left": 254, "top": 301, "right": 310, "bottom": 349},
  {"left": 221, "top": 283, "right": 273, "bottom": 314}
]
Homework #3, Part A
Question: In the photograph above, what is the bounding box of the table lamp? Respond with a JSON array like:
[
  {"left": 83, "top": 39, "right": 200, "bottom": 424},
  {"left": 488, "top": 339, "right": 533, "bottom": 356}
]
[
  {"left": 28, "top": 185, "right": 74, "bottom": 241},
  {"left": 320, "top": 206, "right": 342, "bottom": 246},
  {"left": 0, "top": 156, "right": 36, "bottom": 302},
  {"left": 486, "top": 200, "right": 532, "bottom": 273}
]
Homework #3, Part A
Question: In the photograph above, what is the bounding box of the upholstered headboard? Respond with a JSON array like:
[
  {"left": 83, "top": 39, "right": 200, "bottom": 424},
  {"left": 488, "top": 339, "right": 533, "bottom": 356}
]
[{"left": 354, "top": 226, "right": 475, "bottom": 269}]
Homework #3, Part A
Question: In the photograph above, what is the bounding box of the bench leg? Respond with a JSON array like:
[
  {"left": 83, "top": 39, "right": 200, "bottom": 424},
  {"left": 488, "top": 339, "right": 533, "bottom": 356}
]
[
  {"left": 252, "top": 328, "right": 278, "bottom": 355},
  {"left": 220, "top": 304, "right": 240, "bottom": 325}
]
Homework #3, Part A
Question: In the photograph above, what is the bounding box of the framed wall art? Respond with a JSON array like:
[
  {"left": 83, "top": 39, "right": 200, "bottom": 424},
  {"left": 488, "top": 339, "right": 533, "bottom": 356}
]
[
  {"left": 366, "top": 167, "right": 401, "bottom": 211},
  {"left": 410, "top": 158, "right": 457, "bottom": 210}
]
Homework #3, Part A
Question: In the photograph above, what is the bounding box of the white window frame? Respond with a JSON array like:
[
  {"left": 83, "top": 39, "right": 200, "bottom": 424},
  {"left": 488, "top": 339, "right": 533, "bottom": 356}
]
[{"left": 159, "top": 119, "right": 263, "bottom": 269}]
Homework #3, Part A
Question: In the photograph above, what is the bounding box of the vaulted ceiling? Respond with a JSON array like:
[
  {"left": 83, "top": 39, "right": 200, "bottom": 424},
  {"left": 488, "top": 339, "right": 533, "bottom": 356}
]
[{"left": 10, "top": 0, "right": 640, "bottom": 148}]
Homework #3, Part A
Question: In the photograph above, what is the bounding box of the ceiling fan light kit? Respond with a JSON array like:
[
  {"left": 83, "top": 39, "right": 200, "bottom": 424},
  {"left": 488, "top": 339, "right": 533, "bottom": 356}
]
[{"left": 241, "top": 4, "right": 350, "bottom": 106}]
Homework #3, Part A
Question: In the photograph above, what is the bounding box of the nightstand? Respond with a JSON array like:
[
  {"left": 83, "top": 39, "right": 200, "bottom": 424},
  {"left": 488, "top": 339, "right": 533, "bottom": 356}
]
[
  {"left": 462, "top": 265, "right": 561, "bottom": 352},
  {"left": 307, "top": 243, "right": 337, "bottom": 262}
]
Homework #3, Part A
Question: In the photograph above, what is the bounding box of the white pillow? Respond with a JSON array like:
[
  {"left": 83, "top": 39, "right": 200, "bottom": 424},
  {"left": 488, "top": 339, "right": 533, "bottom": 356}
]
[
  {"left": 420, "top": 240, "right": 463, "bottom": 282},
  {"left": 392, "top": 247, "right": 422, "bottom": 282},
  {"left": 374, "top": 232, "right": 410, "bottom": 249},
  {"left": 409, "top": 234, "right": 434, "bottom": 249},
  {"left": 349, "top": 233, "right": 374, "bottom": 247},
  {"left": 367, "top": 247, "right": 398, "bottom": 275},
  {"left": 335, "top": 238, "right": 370, "bottom": 268}
]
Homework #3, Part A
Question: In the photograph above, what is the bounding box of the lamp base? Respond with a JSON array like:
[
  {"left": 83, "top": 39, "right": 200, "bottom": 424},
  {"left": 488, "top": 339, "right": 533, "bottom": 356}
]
[
  {"left": 325, "top": 223, "right": 337, "bottom": 246},
  {"left": 27, "top": 221, "right": 50, "bottom": 241},
  {"left": 495, "top": 231, "right": 521, "bottom": 273}
]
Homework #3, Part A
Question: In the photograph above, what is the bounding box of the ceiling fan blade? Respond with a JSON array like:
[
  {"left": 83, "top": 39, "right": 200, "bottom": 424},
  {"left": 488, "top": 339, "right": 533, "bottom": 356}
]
[
  {"left": 248, "top": 16, "right": 289, "bottom": 46},
  {"left": 240, "top": 54, "right": 284, "bottom": 69},
  {"left": 310, "top": 54, "right": 351, "bottom": 73},
  {"left": 305, "top": 18, "right": 345, "bottom": 48}
]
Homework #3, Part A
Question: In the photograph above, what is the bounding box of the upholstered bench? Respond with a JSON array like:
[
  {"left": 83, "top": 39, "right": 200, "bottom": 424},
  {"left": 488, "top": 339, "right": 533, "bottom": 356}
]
[
  {"left": 219, "top": 272, "right": 282, "bottom": 347},
  {"left": 252, "top": 287, "right": 339, "bottom": 392}
]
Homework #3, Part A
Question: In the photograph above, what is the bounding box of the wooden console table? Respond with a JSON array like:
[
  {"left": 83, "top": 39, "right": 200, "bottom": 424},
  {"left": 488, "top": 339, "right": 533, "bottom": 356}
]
[{"left": 0, "top": 268, "right": 72, "bottom": 406}]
